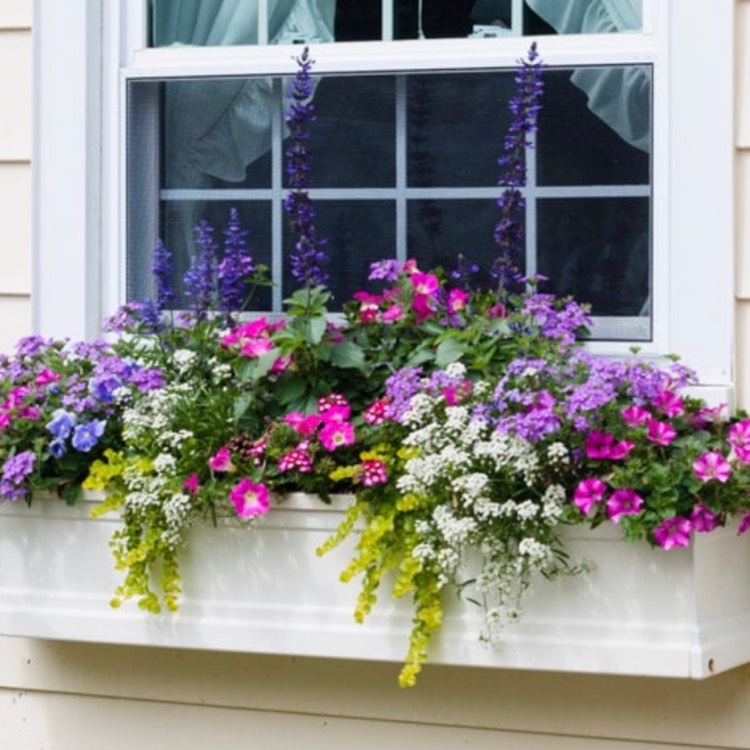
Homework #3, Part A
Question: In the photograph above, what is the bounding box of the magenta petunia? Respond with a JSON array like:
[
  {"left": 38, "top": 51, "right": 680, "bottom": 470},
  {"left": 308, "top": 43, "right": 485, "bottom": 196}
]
[
  {"left": 608, "top": 440, "right": 635, "bottom": 461},
  {"left": 410, "top": 272, "right": 439, "bottom": 297},
  {"left": 319, "top": 421, "right": 355, "bottom": 451},
  {"left": 653, "top": 516, "right": 692, "bottom": 549},
  {"left": 584, "top": 431, "right": 615, "bottom": 460},
  {"left": 738, "top": 511, "right": 750, "bottom": 536},
  {"left": 208, "top": 446, "right": 234, "bottom": 473},
  {"left": 690, "top": 502, "right": 722, "bottom": 533},
  {"left": 229, "top": 478, "right": 270, "bottom": 518},
  {"left": 620, "top": 405, "right": 651, "bottom": 427},
  {"left": 181, "top": 473, "right": 200, "bottom": 495},
  {"left": 652, "top": 389, "right": 685, "bottom": 418},
  {"left": 572, "top": 477, "right": 607, "bottom": 514},
  {"left": 605, "top": 488, "right": 644, "bottom": 523},
  {"left": 646, "top": 419, "right": 677, "bottom": 446},
  {"left": 692, "top": 451, "right": 732, "bottom": 483}
]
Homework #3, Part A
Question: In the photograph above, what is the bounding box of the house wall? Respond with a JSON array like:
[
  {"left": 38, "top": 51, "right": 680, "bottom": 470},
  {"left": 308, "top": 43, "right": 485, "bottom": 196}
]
[{"left": 2, "top": 2, "right": 750, "bottom": 748}]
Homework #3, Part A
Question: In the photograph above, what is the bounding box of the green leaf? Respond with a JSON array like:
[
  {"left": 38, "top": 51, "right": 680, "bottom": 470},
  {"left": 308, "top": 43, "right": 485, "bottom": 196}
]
[
  {"left": 435, "top": 339, "right": 467, "bottom": 367},
  {"left": 329, "top": 341, "right": 366, "bottom": 370},
  {"left": 302, "top": 315, "right": 327, "bottom": 346},
  {"left": 233, "top": 393, "right": 254, "bottom": 424},
  {"left": 62, "top": 484, "right": 81, "bottom": 507},
  {"left": 278, "top": 378, "right": 308, "bottom": 407}
]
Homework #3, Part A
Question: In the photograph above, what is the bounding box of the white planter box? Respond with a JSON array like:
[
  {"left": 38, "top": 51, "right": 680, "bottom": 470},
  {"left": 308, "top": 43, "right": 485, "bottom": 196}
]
[{"left": 1, "top": 493, "right": 750, "bottom": 679}]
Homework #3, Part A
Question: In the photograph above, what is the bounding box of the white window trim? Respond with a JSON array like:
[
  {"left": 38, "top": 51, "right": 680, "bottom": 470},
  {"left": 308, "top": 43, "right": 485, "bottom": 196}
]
[{"left": 33, "top": 0, "right": 735, "bottom": 400}]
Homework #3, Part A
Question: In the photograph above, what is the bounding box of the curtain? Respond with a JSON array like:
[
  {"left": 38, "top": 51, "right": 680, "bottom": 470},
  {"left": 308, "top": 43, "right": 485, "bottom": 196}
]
[
  {"left": 524, "top": 0, "right": 649, "bottom": 153},
  {"left": 154, "top": 0, "right": 336, "bottom": 184}
]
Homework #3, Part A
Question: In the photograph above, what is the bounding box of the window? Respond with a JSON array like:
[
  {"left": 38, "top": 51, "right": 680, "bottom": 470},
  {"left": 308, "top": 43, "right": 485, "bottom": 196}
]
[{"left": 33, "top": 0, "right": 735, "bottom": 394}]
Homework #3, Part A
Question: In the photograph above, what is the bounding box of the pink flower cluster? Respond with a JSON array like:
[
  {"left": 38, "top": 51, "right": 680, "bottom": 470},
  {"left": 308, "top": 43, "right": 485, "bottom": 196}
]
[
  {"left": 220, "top": 317, "right": 290, "bottom": 373},
  {"left": 354, "top": 260, "right": 470, "bottom": 325},
  {"left": 0, "top": 385, "right": 43, "bottom": 431},
  {"left": 574, "top": 388, "right": 734, "bottom": 549}
]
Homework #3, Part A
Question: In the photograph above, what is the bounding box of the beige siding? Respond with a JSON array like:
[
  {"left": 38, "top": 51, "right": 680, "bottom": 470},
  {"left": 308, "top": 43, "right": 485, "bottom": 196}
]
[
  {"left": 1, "top": 1, "right": 750, "bottom": 749},
  {"left": 0, "top": 22, "right": 31, "bottom": 352}
]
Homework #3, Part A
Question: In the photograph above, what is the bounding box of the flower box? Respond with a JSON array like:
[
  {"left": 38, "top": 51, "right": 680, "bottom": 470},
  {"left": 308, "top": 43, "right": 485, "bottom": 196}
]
[{"left": 1, "top": 493, "right": 750, "bottom": 680}]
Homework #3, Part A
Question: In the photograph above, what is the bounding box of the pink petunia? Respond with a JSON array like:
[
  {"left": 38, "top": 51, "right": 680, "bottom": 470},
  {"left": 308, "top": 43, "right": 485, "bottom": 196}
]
[
  {"left": 608, "top": 440, "right": 635, "bottom": 461},
  {"left": 208, "top": 446, "right": 234, "bottom": 473},
  {"left": 584, "top": 431, "right": 616, "bottom": 460},
  {"left": 738, "top": 511, "right": 750, "bottom": 536},
  {"left": 319, "top": 421, "right": 356, "bottom": 452},
  {"left": 447, "top": 288, "right": 469, "bottom": 314},
  {"left": 652, "top": 389, "right": 685, "bottom": 418},
  {"left": 692, "top": 451, "right": 732, "bottom": 483},
  {"left": 653, "top": 516, "right": 692, "bottom": 549},
  {"left": 646, "top": 419, "right": 677, "bottom": 446},
  {"left": 620, "top": 405, "right": 651, "bottom": 427},
  {"left": 729, "top": 419, "right": 750, "bottom": 457},
  {"left": 605, "top": 488, "right": 644, "bottom": 523},
  {"left": 382, "top": 304, "right": 405, "bottom": 323},
  {"left": 572, "top": 478, "right": 607, "bottom": 514},
  {"left": 181, "top": 473, "right": 200, "bottom": 495},
  {"left": 690, "top": 502, "right": 722, "bottom": 533},
  {"left": 229, "top": 478, "right": 270, "bottom": 518},
  {"left": 35, "top": 369, "right": 61, "bottom": 387},
  {"left": 284, "top": 412, "right": 323, "bottom": 436},
  {"left": 411, "top": 272, "right": 439, "bottom": 297}
]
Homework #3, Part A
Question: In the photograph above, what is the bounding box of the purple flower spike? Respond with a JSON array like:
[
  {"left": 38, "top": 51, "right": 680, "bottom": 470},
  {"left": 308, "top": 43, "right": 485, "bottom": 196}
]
[
  {"left": 283, "top": 47, "right": 329, "bottom": 290},
  {"left": 184, "top": 220, "right": 218, "bottom": 319},
  {"left": 218, "top": 207, "right": 255, "bottom": 313},
  {"left": 492, "top": 43, "right": 544, "bottom": 294},
  {"left": 152, "top": 239, "right": 176, "bottom": 310}
]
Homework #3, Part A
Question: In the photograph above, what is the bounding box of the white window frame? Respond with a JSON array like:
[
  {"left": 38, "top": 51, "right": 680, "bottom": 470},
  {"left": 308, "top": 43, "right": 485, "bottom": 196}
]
[{"left": 33, "top": 0, "right": 735, "bottom": 401}]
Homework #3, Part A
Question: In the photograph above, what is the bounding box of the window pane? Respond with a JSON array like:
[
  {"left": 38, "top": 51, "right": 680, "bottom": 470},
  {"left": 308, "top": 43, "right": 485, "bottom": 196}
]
[
  {"left": 536, "top": 197, "right": 651, "bottom": 328},
  {"left": 148, "top": 1, "right": 642, "bottom": 47},
  {"left": 127, "top": 63, "right": 651, "bottom": 338}
]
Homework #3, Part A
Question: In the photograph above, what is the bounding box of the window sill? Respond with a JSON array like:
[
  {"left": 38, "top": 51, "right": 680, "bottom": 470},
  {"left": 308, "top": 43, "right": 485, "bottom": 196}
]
[{"left": 1, "top": 493, "right": 749, "bottom": 679}]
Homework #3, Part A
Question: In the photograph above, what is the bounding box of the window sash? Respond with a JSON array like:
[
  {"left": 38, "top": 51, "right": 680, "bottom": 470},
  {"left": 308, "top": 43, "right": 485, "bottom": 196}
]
[{"left": 32, "top": 0, "right": 734, "bottom": 395}]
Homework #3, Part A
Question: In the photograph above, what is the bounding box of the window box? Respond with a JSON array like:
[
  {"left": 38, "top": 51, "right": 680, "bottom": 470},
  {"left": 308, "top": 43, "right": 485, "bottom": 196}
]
[{"left": 1, "top": 492, "right": 749, "bottom": 679}]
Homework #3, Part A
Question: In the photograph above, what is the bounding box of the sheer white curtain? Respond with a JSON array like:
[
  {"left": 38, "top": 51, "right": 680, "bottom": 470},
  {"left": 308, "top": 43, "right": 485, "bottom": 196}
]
[
  {"left": 156, "top": 0, "right": 336, "bottom": 184},
  {"left": 139, "top": 1, "right": 336, "bottom": 300},
  {"left": 524, "top": 0, "right": 649, "bottom": 152}
]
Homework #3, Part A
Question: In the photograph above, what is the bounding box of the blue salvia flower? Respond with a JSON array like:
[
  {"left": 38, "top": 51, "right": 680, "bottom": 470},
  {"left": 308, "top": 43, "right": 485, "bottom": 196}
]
[
  {"left": 217, "top": 207, "right": 255, "bottom": 314},
  {"left": 184, "top": 220, "right": 218, "bottom": 319},
  {"left": 152, "top": 239, "right": 176, "bottom": 310},
  {"left": 491, "top": 43, "right": 544, "bottom": 294},
  {"left": 283, "top": 47, "right": 329, "bottom": 290}
]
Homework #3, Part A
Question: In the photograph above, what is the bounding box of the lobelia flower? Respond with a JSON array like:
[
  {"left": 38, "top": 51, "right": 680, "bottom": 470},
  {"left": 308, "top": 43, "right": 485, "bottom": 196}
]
[
  {"left": 653, "top": 516, "right": 692, "bottom": 550},
  {"left": 605, "top": 488, "right": 644, "bottom": 523},
  {"left": 692, "top": 451, "right": 732, "bottom": 483},
  {"left": 572, "top": 477, "right": 607, "bottom": 514},
  {"left": 71, "top": 420, "right": 106, "bottom": 452},
  {"left": 46, "top": 408, "right": 77, "bottom": 439},
  {"left": 229, "top": 478, "right": 270, "bottom": 518}
]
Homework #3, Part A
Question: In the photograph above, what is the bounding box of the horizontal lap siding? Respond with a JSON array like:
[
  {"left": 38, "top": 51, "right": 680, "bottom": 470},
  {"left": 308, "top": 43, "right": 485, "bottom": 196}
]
[{"left": 0, "top": 22, "right": 31, "bottom": 353}]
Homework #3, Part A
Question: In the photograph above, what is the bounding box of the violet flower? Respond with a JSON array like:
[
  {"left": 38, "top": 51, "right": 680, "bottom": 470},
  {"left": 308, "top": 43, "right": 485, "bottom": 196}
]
[
  {"left": 152, "top": 239, "right": 176, "bottom": 310},
  {"left": 184, "top": 220, "right": 217, "bottom": 319},
  {"left": 283, "top": 47, "right": 329, "bottom": 289},
  {"left": 218, "top": 207, "right": 255, "bottom": 314},
  {"left": 491, "top": 42, "right": 544, "bottom": 294}
]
